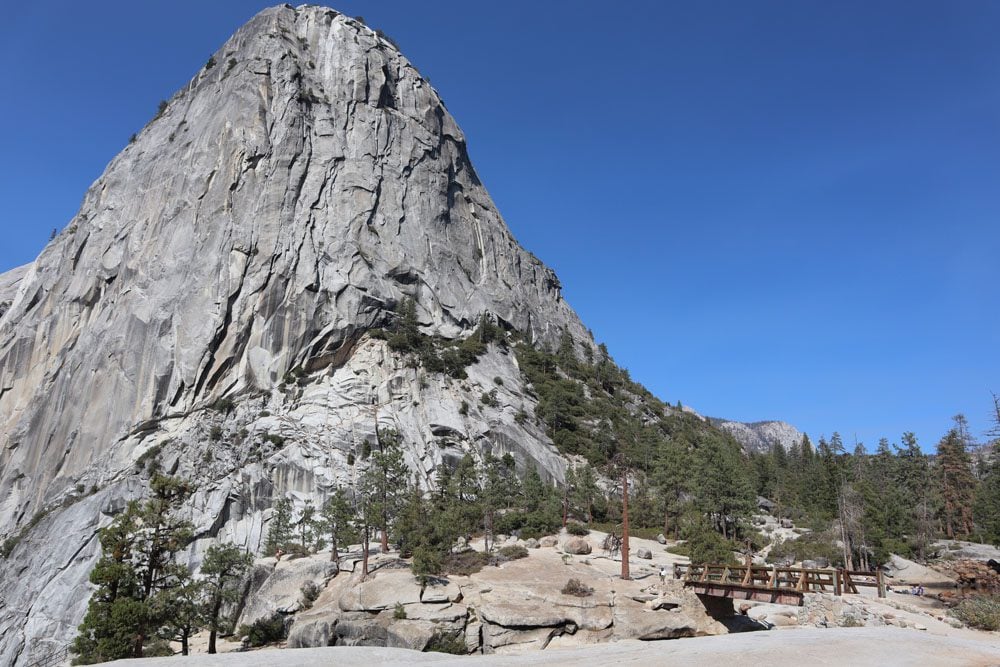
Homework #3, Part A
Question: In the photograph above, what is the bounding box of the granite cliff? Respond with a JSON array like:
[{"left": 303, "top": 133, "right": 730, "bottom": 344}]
[
  {"left": 0, "top": 6, "right": 592, "bottom": 663},
  {"left": 709, "top": 419, "right": 806, "bottom": 454}
]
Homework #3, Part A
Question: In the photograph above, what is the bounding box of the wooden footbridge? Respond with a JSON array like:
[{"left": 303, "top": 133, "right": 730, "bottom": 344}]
[{"left": 675, "top": 564, "right": 886, "bottom": 607}]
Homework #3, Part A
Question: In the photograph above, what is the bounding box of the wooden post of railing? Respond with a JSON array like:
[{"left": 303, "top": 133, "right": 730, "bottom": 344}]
[
  {"left": 834, "top": 568, "right": 842, "bottom": 596},
  {"left": 876, "top": 569, "right": 886, "bottom": 598}
]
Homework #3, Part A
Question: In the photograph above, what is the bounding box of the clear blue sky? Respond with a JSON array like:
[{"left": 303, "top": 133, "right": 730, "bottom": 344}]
[{"left": 1, "top": 1, "right": 998, "bottom": 451}]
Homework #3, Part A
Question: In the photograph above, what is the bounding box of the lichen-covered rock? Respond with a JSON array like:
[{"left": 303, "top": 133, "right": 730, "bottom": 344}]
[{"left": 636, "top": 547, "right": 653, "bottom": 559}]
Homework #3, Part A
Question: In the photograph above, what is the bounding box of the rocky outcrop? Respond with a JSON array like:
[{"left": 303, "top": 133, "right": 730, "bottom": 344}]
[
  {"left": 267, "top": 550, "right": 720, "bottom": 656},
  {"left": 0, "top": 6, "right": 595, "bottom": 664},
  {"left": 239, "top": 557, "right": 338, "bottom": 626},
  {"left": 710, "top": 419, "right": 806, "bottom": 454}
]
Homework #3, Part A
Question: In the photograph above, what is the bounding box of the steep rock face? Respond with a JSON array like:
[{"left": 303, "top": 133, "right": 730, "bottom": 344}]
[
  {"left": 710, "top": 419, "right": 805, "bottom": 454},
  {"left": 0, "top": 264, "right": 28, "bottom": 320},
  {"left": 0, "top": 6, "right": 591, "bottom": 664}
]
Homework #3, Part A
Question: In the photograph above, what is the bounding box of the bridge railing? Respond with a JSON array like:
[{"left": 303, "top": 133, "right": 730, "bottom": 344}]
[{"left": 674, "top": 563, "right": 885, "bottom": 598}]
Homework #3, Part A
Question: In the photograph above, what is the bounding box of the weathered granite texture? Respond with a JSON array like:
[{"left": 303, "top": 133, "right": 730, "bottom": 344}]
[
  {"left": 709, "top": 419, "right": 806, "bottom": 454},
  {"left": 0, "top": 6, "right": 592, "bottom": 664}
]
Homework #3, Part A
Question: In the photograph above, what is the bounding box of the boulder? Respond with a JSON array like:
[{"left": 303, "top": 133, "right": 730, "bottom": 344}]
[
  {"left": 238, "top": 558, "right": 338, "bottom": 626},
  {"left": 421, "top": 580, "right": 462, "bottom": 604},
  {"left": 334, "top": 611, "right": 389, "bottom": 646},
  {"left": 636, "top": 547, "right": 652, "bottom": 559},
  {"left": 338, "top": 570, "right": 423, "bottom": 612},
  {"left": 540, "top": 536, "right": 559, "bottom": 548},
  {"left": 562, "top": 537, "right": 592, "bottom": 555},
  {"left": 286, "top": 618, "right": 336, "bottom": 648},
  {"left": 612, "top": 599, "right": 699, "bottom": 640},
  {"left": 656, "top": 534, "right": 667, "bottom": 545},
  {"left": 525, "top": 538, "right": 540, "bottom": 549},
  {"left": 482, "top": 625, "right": 559, "bottom": 654},
  {"left": 386, "top": 620, "right": 437, "bottom": 651}
]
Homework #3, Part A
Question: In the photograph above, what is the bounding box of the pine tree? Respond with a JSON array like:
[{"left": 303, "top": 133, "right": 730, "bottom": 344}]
[
  {"left": 651, "top": 441, "right": 688, "bottom": 537},
  {"left": 975, "top": 400, "right": 1000, "bottom": 544},
  {"left": 938, "top": 420, "right": 977, "bottom": 538},
  {"left": 974, "top": 457, "right": 1000, "bottom": 545},
  {"left": 318, "top": 488, "right": 356, "bottom": 563},
  {"left": 71, "top": 476, "right": 193, "bottom": 663},
  {"left": 363, "top": 429, "right": 410, "bottom": 553},
  {"left": 895, "top": 432, "right": 936, "bottom": 559},
  {"left": 153, "top": 573, "right": 202, "bottom": 656},
  {"left": 571, "top": 464, "right": 600, "bottom": 524},
  {"left": 693, "top": 436, "right": 754, "bottom": 540},
  {"left": 481, "top": 455, "right": 515, "bottom": 552},
  {"left": 297, "top": 501, "right": 318, "bottom": 552},
  {"left": 265, "top": 497, "right": 293, "bottom": 556},
  {"left": 71, "top": 503, "right": 144, "bottom": 664},
  {"left": 201, "top": 543, "right": 252, "bottom": 654}
]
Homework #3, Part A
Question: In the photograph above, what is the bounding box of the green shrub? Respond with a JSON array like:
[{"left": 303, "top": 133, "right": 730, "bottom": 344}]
[
  {"left": 238, "top": 613, "right": 287, "bottom": 647},
  {"left": 394, "top": 602, "right": 407, "bottom": 619},
  {"left": 301, "top": 581, "right": 320, "bottom": 609},
  {"left": 561, "top": 578, "right": 593, "bottom": 597},
  {"left": 135, "top": 443, "right": 163, "bottom": 471},
  {"left": 412, "top": 545, "right": 444, "bottom": 581},
  {"left": 210, "top": 426, "right": 223, "bottom": 441},
  {"left": 459, "top": 401, "right": 469, "bottom": 416},
  {"left": 682, "top": 518, "right": 738, "bottom": 566},
  {"left": 211, "top": 397, "right": 234, "bottom": 413},
  {"left": 443, "top": 550, "right": 490, "bottom": 576},
  {"left": 767, "top": 531, "right": 842, "bottom": 567},
  {"left": 566, "top": 523, "right": 589, "bottom": 536},
  {"left": 205, "top": 56, "right": 216, "bottom": 70},
  {"left": 589, "top": 522, "right": 662, "bottom": 541},
  {"left": 264, "top": 433, "right": 286, "bottom": 447},
  {"left": 665, "top": 542, "right": 690, "bottom": 557},
  {"left": 424, "top": 631, "right": 467, "bottom": 654},
  {"left": 496, "top": 545, "right": 528, "bottom": 561},
  {"left": 951, "top": 595, "right": 1000, "bottom": 631}
]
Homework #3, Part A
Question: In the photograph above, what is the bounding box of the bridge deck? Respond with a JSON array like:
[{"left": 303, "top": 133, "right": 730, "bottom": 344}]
[{"left": 675, "top": 564, "right": 885, "bottom": 606}]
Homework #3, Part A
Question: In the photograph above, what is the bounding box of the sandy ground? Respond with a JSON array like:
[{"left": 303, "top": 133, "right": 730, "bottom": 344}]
[{"left": 115, "top": 627, "right": 1000, "bottom": 667}]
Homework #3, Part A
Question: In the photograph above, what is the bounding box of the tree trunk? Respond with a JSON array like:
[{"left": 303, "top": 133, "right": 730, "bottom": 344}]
[
  {"left": 362, "top": 527, "right": 370, "bottom": 579},
  {"left": 181, "top": 633, "right": 189, "bottom": 656},
  {"left": 621, "top": 468, "right": 630, "bottom": 581},
  {"left": 330, "top": 532, "right": 339, "bottom": 563},
  {"left": 208, "top": 593, "right": 222, "bottom": 654}
]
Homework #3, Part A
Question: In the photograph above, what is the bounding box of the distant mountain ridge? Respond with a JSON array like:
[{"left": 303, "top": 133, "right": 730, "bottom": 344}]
[{"left": 709, "top": 418, "right": 806, "bottom": 454}]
